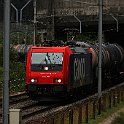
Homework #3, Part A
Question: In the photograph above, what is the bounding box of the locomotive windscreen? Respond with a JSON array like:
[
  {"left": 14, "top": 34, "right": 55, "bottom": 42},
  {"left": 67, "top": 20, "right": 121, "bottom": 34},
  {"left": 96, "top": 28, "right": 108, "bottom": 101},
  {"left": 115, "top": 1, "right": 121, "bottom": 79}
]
[{"left": 31, "top": 52, "right": 63, "bottom": 71}]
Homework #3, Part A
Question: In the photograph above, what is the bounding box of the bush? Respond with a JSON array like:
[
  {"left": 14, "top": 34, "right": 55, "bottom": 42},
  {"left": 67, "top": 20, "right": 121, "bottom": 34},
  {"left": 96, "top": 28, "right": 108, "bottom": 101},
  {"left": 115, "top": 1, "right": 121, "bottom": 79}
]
[
  {"left": 0, "top": 47, "right": 26, "bottom": 93},
  {"left": 75, "top": 32, "right": 98, "bottom": 43},
  {"left": 9, "top": 48, "right": 26, "bottom": 92}
]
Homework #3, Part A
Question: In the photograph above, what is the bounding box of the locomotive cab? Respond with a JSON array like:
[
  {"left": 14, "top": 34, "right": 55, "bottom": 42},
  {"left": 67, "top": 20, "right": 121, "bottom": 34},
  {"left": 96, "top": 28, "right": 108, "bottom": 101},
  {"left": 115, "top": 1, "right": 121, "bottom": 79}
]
[{"left": 26, "top": 46, "right": 72, "bottom": 98}]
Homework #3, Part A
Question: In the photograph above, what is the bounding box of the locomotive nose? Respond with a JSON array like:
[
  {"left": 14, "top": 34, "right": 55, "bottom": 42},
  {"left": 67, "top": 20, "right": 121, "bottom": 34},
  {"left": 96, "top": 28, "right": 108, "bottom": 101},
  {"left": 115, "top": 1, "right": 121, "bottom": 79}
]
[{"left": 36, "top": 72, "right": 63, "bottom": 84}]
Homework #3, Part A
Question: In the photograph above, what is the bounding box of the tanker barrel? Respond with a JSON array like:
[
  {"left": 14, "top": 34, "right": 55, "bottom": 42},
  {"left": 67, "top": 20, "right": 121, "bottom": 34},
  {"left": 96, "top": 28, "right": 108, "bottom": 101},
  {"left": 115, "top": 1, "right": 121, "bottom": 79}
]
[
  {"left": 13, "top": 44, "right": 32, "bottom": 54},
  {"left": 26, "top": 45, "right": 33, "bottom": 54},
  {"left": 88, "top": 44, "right": 99, "bottom": 67},
  {"left": 105, "top": 43, "right": 124, "bottom": 69},
  {"left": 86, "top": 44, "right": 107, "bottom": 68},
  {"left": 74, "top": 42, "right": 98, "bottom": 67},
  {"left": 100, "top": 44, "right": 110, "bottom": 68},
  {"left": 75, "top": 42, "right": 109, "bottom": 68},
  {"left": 12, "top": 44, "right": 33, "bottom": 59},
  {"left": 114, "top": 44, "right": 124, "bottom": 63},
  {"left": 72, "top": 42, "right": 124, "bottom": 70},
  {"left": 13, "top": 44, "right": 22, "bottom": 53},
  {"left": 85, "top": 43, "right": 122, "bottom": 69},
  {"left": 75, "top": 42, "right": 99, "bottom": 67},
  {"left": 19, "top": 44, "right": 26, "bottom": 55},
  {"left": 74, "top": 41, "right": 124, "bottom": 71},
  {"left": 75, "top": 41, "right": 90, "bottom": 47}
]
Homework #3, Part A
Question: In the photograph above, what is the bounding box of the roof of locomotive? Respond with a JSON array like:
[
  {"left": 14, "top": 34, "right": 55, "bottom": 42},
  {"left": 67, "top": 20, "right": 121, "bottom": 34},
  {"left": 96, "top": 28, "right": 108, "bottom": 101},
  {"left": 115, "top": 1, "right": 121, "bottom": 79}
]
[
  {"left": 29, "top": 46, "right": 72, "bottom": 53},
  {"left": 28, "top": 45, "right": 89, "bottom": 55}
]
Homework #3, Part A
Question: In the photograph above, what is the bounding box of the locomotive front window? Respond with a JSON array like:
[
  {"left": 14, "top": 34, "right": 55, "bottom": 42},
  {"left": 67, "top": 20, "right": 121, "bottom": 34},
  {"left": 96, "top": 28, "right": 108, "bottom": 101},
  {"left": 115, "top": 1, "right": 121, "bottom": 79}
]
[{"left": 31, "top": 52, "right": 63, "bottom": 71}]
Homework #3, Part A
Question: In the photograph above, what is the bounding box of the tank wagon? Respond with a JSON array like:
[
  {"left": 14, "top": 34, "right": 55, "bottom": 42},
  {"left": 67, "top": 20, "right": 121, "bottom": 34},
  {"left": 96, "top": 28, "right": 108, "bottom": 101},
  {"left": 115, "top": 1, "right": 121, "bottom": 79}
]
[
  {"left": 74, "top": 42, "right": 124, "bottom": 79},
  {"left": 25, "top": 42, "right": 124, "bottom": 100},
  {"left": 12, "top": 44, "right": 33, "bottom": 62}
]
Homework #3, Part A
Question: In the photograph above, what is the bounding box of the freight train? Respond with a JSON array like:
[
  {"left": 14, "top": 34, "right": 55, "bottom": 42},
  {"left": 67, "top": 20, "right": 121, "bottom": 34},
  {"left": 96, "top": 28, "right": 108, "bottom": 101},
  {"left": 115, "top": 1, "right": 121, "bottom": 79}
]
[
  {"left": 21, "top": 41, "right": 124, "bottom": 100},
  {"left": 12, "top": 44, "right": 33, "bottom": 62}
]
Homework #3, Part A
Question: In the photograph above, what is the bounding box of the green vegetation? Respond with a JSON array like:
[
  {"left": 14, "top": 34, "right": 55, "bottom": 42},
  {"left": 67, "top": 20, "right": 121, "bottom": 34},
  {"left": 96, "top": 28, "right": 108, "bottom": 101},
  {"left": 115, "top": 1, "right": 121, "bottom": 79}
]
[
  {"left": 67, "top": 31, "right": 98, "bottom": 43},
  {"left": 75, "top": 32, "right": 98, "bottom": 43},
  {"left": 9, "top": 62, "right": 25, "bottom": 92},
  {"left": 10, "top": 31, "right": 34, "bottom": 45},
  {"left": 88, "top": 102, "right": 124, "bottom": 124},
  {"left": 10, "top": 48, "right": 26, "bottom": 92},
  {"left": 0, "top": 46, "right": 26, "bottom": 93},
  {"left": 111, "top": 112, "right": 124, "bottom": 124}
]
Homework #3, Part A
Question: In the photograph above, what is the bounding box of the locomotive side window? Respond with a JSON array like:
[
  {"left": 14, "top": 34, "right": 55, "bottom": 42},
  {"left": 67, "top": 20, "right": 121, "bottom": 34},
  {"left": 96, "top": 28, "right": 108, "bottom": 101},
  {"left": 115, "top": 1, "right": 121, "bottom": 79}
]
[{"left": 31, "top": 52, "right": 64, "bottom": 71}]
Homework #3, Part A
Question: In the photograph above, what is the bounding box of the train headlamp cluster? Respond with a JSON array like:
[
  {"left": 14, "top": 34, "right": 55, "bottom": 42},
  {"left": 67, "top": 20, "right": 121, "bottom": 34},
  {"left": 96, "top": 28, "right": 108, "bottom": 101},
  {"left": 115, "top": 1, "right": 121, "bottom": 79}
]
[
  {"left": 31, "top": 79, "right": 38, "bottom": 83},
  {"left": 54, "top": 78, "right": 62, "bottom": 83},
  {"left": 44, "top": 66, "right": 48, "bottom": 70}
]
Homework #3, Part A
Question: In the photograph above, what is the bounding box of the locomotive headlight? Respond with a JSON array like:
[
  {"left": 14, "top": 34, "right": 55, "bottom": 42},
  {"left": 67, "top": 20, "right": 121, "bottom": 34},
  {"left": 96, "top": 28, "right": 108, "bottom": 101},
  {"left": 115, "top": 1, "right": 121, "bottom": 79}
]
[
  {"left": 54, "top": 78, "right": 62, "bottom": 83},
  {"left": 58, "top": 79, "right": 62, "bottom": 83},
  {"left": 44, "top": 66, "right": 48, "bottom": 70},
  {"left": 31, "top": 79, "right": 38, "bottom": 83}
]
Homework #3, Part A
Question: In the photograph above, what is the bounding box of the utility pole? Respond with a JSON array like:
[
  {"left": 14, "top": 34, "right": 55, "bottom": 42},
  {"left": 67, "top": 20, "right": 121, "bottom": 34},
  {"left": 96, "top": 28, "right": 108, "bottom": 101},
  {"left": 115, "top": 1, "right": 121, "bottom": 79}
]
[
  {"left": 3, "top": 0, "right": 10, "bottom": 124},
  {"left": 47, "top": 0, "right": 54, "bottom": 40},
  {"left": 33, "top": 0, "right": 36, "bottom": 45},
  {"left": 98, "top": 0, "right": 102, "bottom": 99},
  {"left": 52, "top": 0, "right": 55, "bottom": 40}
]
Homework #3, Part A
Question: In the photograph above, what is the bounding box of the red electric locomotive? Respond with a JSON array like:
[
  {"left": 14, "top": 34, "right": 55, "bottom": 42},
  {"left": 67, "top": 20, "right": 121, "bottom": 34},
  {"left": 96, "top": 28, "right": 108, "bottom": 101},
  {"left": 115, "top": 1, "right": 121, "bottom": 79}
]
[
  {"left": 25, "top": 42, "right": 124, "bottom": 100},
  {"left": 26, "top": 46, "right": 92, "bottom": 99}
]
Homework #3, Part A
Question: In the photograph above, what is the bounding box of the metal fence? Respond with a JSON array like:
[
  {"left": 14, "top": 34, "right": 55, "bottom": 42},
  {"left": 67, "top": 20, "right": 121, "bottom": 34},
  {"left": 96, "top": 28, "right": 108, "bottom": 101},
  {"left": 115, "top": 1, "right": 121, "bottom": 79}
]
[{"left": 26, "top": 82, "right": 124, "bottom": 124}]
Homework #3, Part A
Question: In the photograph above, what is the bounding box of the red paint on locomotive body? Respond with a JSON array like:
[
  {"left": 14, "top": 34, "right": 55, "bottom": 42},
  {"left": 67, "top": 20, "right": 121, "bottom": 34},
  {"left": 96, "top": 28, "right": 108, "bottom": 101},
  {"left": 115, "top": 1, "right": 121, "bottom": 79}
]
[{"left": 26, "top": 46, "right": 73, "bottom": 97}]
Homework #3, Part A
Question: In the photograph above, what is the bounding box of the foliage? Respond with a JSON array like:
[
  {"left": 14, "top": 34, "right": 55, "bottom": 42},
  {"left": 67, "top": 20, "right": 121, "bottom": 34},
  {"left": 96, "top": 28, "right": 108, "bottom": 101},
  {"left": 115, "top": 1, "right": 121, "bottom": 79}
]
[
  {"left": 0, "top": 47, "right": 26, "bottom": 93},
  {"left": 9, "top": 48, "right": 26, "bottom": 92},
  {"left": 88, "top": 102, "right": 124, "bottom": 124},
  {"left": 111, "top": 112, "right": 124, "bottom": 124},
  {"left": 9, "top": 62, "right": 25, "bottom": 92},
  {"left": 75, "top": 32, "right": 98, "bottom": 43},
  {"left": 10, "top": 31, "right": 34, "bottom": 45}
]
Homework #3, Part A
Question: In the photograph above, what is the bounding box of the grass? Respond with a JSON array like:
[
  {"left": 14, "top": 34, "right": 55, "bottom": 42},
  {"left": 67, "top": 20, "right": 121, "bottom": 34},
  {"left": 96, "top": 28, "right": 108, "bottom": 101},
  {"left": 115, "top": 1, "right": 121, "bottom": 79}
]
[
  {"left": 88, "top": 102, "right": 124, "bottom": 124},
  {"left": 111, "top": 112, "right": 124, "bottom": 124}
]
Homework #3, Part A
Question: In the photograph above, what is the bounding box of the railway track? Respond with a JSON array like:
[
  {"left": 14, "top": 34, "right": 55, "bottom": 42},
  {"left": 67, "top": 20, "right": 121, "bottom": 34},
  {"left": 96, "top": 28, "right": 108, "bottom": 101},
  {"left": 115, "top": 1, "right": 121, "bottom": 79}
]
[
  {"left": 24, "top": 82, "right": 124, "bottom": 124},
  {"left": 0, "top": 92, "right": 28, "bottom": 106},
  {"left": 22, "top": 103, "right": 59, "bottom": 124},
  {"left": 0, "top": 92, "right": 28, "bottom": 123},
  {"left": 0, "top": 92, "right": 59, "bottom": 124},
  {"left": 0, "top": 82, "right": 124, "bottom": 123}
]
